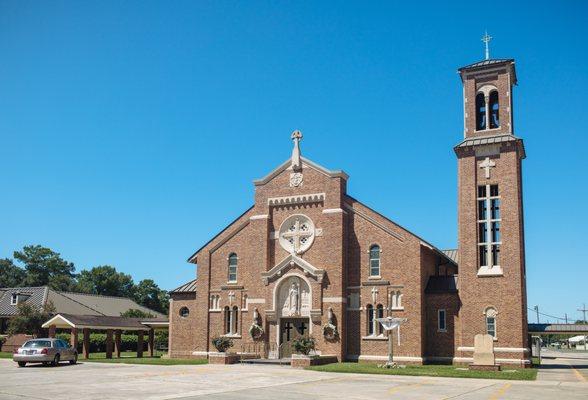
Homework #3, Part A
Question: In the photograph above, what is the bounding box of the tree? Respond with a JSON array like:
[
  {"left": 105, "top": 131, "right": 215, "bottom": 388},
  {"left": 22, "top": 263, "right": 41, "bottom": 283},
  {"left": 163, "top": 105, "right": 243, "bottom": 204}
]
[
  {"left": 7, "top": 301, "right": 56, "bottom": 337},
  {"left": 13, "top": 245, "right": 76, "bottom": 291},
  {"left": 120, "top": 309, "right": 155, "bottom": 318},
  {"left": 0, "top": 258, "right": 26, "bottom": 287},
  {"left": 75, "top": 265, "right": 134, "bottom": 297},
  {"left": 133, "top": 279, "right": 169, "bottom": 315}
]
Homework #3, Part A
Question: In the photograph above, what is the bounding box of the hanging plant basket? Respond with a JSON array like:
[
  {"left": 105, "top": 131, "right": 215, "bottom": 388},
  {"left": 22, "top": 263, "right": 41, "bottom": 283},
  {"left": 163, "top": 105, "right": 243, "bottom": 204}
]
[
  {"left": 248, "top": 324, "right": 264, "bottom": 340},
  {"left": 322, "top": 323, "right": 338, "bottom": 341}
]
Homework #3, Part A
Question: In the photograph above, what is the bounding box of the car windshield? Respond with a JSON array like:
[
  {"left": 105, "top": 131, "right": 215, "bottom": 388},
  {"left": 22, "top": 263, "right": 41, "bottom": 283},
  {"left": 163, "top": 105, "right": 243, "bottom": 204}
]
[{"left": 23, "top": 340, "right": 52, "bottom": 348}]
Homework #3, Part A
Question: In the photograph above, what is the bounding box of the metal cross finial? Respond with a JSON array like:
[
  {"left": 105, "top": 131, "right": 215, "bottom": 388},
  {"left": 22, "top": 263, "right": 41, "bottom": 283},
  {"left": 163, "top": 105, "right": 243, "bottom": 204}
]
[{"left": 482, "top": 31, "right": 492, "bottom": 60}]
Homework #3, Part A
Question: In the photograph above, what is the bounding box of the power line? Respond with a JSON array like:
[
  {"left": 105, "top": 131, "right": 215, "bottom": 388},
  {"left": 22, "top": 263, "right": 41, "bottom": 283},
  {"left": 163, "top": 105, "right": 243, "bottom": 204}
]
[{"left": 527, "top": 307, "right": 567, "bottom": 322}]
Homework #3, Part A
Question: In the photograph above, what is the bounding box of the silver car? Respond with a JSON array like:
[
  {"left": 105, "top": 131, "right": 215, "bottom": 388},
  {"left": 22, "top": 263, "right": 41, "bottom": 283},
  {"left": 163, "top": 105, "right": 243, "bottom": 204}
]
[{"left": 13, "top": 338, "right": 78, "bottom": 367}]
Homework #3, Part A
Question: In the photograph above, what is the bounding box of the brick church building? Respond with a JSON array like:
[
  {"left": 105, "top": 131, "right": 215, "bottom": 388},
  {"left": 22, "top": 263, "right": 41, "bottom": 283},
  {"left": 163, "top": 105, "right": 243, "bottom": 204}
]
[{"left": 168, "top": 56, "right": 529, "bottom": 366}]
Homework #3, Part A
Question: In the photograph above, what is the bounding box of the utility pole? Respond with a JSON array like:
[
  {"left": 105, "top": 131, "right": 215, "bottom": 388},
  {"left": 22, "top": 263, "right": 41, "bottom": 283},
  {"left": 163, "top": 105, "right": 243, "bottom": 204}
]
[
  {"left": 534, "top": 305, "right": 540, "bottom": 323},
  {"left": 578, "top": 303, "right": 588, "bottom": 324},
  {"left": 565, "top": 313, "right": 568, "bottom": 324}
]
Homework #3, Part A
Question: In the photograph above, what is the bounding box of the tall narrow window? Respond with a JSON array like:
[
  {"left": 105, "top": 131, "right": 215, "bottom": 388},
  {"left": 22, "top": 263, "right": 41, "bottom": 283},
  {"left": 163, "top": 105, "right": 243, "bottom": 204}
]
[
  {"left": 485, "top": 308, "right": 497, "bottom": 338},
  {"left": 369, "top": 245, "right": 380, "bottom": 277},
  {"left": 489, "top": 91, "right": 499, "bottom": 129},
  {"left": 366, "top": 304, "right": 374, "bottom": 335},
  {"left": 224, "top": 306, "right": 231, "bottom": 334},
  {"left": 10, "top": 294, "right": 18, "bottom": 305},
  {"left": 232, "top": 306, "right": 239, "bottom": 334},
  {"left": 376, "top": 304, "right": 384, "bottom": 335},
  {"left": 438, "top": 309, "right": 447, "bottom": 332},
  {"left": 477, "top": 184, "right": 501, "bottom": 269},
  {"left": 228, "top": 253, "right": 238, "bottom": 283},
  {"left": 475, "top": 93, "right": 487, "bottom": 131}
]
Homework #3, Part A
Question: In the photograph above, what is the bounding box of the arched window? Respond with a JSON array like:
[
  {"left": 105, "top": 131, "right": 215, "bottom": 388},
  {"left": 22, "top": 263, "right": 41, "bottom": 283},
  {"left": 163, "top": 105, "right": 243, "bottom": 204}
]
[
  {"left": 228, "top": 253, "right": 238, "bottom": 282},
  {"left": 475, "top": 92, "right": 486, "bottom": 131},
  {"left": 179, "top": 306, "right": 189, "bottom": 318},
  {"left": 489, "top": 91, "right": 499, "bottom": 129},
  {"left": 485, "top": 307, "right": 497, "bottom": 339},
  {"left": 376, "top": 304, "right": 384, "bottom": 335},
  {"left": 369, "top": 245, "right": 380, "bottom": 277},
  {"left": 224, "top": 306, "right": 231, "bottom": 334},
  {"left": 232, "top": 306, "right": 239, "bottom": 334},
  {"left": 366, "top": 304, "right": 374, "bottom": 335}
]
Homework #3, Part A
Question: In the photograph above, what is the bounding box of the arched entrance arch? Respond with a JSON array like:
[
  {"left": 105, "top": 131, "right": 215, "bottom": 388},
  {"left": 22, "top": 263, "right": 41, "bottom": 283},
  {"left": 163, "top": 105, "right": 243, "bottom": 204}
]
[{"left": 272, "top": 272, "right": 313, "bottom": 356}]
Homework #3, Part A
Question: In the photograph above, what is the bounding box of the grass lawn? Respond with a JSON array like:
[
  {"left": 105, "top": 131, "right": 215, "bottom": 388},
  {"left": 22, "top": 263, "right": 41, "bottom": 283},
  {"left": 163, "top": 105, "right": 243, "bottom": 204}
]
[
  {"left": 83, "top": 352, "right": 207, "bottom": 366},
  {"left": 307, "top": 362, "right": 537, "bottom": 381},
  {"left": 0, "top": 352, "right": 12, "bottom": 359}
]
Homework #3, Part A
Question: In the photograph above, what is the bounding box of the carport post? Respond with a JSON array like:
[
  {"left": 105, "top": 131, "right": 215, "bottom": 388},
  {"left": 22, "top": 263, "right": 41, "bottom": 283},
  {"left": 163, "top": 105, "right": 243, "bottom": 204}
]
[
  {"left": 114, "top": 330, "right": 122, "bottom": 358},
  {"left": 48, "top": 325, "right": 56, "bottom": 338},
  {"left": 106, "top": 329, "right": 113, "bottom": 359},
  {"left": 82, "top": 328, "right": 90, "bottom": 359},
  {"left": 137, "top": 331, "right": 144, "bottom": 358},
  {"left": 148, "top": 328, "right": 155, "bottom": 357},
  {"left": 70, "top": 327, "right": 78, "bottom": 350}
]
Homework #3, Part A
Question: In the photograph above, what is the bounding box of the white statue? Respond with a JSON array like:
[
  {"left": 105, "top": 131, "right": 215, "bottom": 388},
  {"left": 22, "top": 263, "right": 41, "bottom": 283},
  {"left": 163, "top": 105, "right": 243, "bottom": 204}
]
[{"left": 288, "top": 281, "right": 300, "bottom": 315}]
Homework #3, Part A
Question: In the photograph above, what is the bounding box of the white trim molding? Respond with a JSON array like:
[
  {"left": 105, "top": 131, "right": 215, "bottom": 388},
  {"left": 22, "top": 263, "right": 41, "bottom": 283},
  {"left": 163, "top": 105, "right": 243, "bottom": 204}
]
[
  {"left": 322, "top": 297, "right": 346, "bottom": 303},
  {"left": 322, "top": 208, "right": 346, "bottom": 214},
  {"left": 458, "top": 346, "right": 530, "bottom": 354},
  {"left": 350, "top": 354, "right": 424, "bottom": 363},
  {"left": 250, "top": 214, "right": 269, "bottom": 220},
  {"left": 246, "top": 298, "right": 266, "bottom": 304}
]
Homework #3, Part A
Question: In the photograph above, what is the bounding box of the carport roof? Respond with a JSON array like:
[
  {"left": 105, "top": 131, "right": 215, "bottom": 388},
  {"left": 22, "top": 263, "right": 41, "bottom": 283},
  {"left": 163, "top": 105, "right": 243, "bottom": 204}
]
[
  {"left": 42, "top": 313, "right": 168, "bottom": 331},
  {"left": 528, "top": 323, "right": 588, "bottom": 334}
]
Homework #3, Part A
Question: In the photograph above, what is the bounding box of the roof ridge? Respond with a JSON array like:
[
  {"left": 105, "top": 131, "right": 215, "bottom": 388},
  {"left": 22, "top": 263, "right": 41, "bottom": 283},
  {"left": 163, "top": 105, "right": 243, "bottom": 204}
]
[{"left": 57, "top": 290, "right": 135, "bottom": 300}]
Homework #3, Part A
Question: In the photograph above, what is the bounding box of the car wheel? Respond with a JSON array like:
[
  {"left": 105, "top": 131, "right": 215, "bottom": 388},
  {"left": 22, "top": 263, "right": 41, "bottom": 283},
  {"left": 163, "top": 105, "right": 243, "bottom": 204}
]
[
  {"left": 52, "top": 354, "right": 60, "bottom": 366},
  {"left": 69, "top": 353, "right": 78, "bottom": 365},
  {"left": 17, "top": 362, "right": 26, "bottom": 367}
]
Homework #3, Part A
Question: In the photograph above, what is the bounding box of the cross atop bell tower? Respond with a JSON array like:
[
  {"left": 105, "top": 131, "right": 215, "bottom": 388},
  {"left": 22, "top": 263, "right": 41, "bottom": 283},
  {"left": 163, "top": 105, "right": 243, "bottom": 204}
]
[{"left": 482, "top": 31, "right": 492, "bottom": 60}]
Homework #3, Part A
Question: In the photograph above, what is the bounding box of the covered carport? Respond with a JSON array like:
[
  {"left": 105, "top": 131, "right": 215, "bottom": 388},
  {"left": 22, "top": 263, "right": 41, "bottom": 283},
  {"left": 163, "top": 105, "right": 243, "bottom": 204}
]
[
  {"left": 42, "top": 313, "right": 169, "bottom": 359},
  {"left": 528, "top": 323, "right": 588, "bottom": 361}
]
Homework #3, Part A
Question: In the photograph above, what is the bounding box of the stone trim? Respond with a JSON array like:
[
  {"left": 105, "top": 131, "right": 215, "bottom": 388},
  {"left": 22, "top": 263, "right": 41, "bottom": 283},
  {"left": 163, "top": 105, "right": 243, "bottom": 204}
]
[
  {"left": 362, "top": 335, "right": 388, "bottom": 341},
  {"left": 349, "top": 354, "right": 424, "bottom": 362},
  {"left": 457, "top": 346, "right": 530, "bottom": 353},
  {"left": 322, "top": 297, "right": 346, "bottom": 303},
  {"left": 261, "top": 254, "right": 325, "bottom": 285},
  {"left": 322, "top": 208, "right": 346, "bottom": 214},
  {"left": 253, "top": 156, "right": 348, "bottom": 186},
  {"left": 250, "top": 214, "right": 269, "bottom": 220},
  {"left": 220, "top": 285, "right": 244, "bottom": 290},
  {"left": 361, "top": 280, "right": 390, "bottom": 286},
  {"left": 268, "top": 193, "right": 325, "bottom": 207},
  {"left": 246, "top": 298, "right": 266, "bottom": 304}
]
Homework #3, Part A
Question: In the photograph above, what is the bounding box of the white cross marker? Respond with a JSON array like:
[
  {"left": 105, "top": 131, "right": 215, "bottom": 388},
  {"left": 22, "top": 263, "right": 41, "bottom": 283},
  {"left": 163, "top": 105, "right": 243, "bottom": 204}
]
[
  {"left": 371, "top": 287, "right": 379, "bottom": 304},
  {"left": 281, "top": 218, "right": 313, "bottom": 254},
  {"left": 228, "top": 292, "right": 235, "bottom": 305},
  {"left": 479, "top": 157, "right": 496, "bottom": 179}
]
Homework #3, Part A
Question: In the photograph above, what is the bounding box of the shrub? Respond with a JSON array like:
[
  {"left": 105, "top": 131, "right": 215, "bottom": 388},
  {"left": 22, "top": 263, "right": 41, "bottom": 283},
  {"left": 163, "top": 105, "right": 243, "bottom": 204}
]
[
  {"left": 292, "top": 336, "right": 315, "bottom": 355},
  {"left": 211, "top": 336, "right": 233, "bottom": 353}
]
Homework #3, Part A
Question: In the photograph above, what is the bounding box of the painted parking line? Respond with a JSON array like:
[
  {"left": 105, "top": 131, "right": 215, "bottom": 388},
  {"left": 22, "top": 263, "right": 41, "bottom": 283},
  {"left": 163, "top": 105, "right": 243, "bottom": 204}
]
[
  {"left": 387, "top": 382, "right": 422, "bottom": 394},
  {"left": 568, "top": 362, "right": 587, "bottom": 383},
  {"left": 487, "top": 383, "right": 511, "bottom": 400}
]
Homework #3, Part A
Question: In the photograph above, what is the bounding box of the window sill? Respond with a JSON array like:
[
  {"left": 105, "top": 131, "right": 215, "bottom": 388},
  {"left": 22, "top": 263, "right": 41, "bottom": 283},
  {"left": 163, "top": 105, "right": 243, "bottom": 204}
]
[
  {"left": 362, "top": 335, "right": 388, "bottom": 341},
  {"left": 390, "top": 307, "right": 404, "bottom": 311},
  {"left": 477, "top": 266, "right": 504, "bottom": 277},
  {"left": 437, "top": 329, "right": 447, "bottom": 333},
  {"left": 368, "top": 276, "right": 382, "bottom": 280},
  {"left": 222, "top": 334, "right": 242, "bottom": 339},
  {"left": 209, "top": 309, "right": 222, "bottom": 313}
]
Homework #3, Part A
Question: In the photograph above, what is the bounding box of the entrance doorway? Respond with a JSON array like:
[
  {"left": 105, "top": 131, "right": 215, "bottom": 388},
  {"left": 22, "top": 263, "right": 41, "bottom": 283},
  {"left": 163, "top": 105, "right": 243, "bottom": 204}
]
[{"left": 279, "top": 318, "right": 309, "bottom": 358}]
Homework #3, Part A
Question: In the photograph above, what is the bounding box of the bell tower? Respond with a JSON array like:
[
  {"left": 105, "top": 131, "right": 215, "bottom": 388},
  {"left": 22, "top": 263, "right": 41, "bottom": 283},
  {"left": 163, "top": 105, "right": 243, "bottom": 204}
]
[{"left": 454, "top": 40, "right": 529, "bottom": 364}]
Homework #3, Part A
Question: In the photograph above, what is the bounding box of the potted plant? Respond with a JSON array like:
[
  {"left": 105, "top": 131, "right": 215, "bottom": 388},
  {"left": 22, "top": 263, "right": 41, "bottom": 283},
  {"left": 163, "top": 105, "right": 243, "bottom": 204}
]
[
  {"left": 211, "top": 336, "right": 234, "bottom": 353},
  {"left": 292, "top": 336, "right": 316, "bottom": 356}
]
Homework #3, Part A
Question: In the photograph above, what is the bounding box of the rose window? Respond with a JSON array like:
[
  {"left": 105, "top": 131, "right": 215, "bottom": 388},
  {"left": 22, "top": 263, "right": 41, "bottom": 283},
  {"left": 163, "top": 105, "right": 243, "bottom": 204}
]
[{"left": 278, "top": 214, "right": 315, "bottom": 255}]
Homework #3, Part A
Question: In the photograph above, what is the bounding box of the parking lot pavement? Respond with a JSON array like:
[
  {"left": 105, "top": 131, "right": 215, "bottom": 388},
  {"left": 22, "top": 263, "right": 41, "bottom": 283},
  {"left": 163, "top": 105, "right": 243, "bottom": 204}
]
[
  {"left": 538, "top": 350, "right": 588, "bottom": 383},
  {"left": 0, "top": 359, "right": 587, "bottom": 400}
]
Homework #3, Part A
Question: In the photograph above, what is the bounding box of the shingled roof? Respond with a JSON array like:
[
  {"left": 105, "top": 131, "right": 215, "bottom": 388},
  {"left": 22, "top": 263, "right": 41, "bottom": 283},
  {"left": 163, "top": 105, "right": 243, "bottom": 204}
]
[{"left": 0, "top": 286, "right": 165, "bottom": 318}]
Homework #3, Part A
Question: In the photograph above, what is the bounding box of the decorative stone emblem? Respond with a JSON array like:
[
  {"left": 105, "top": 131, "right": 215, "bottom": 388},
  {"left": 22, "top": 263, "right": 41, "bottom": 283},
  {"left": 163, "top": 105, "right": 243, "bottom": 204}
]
[
  {"left": 278, "top": 214, "right": 315, "bottom": 255},
  {"left": 289, "top": 172, "right": 303, "bottom": 187},
  {"left": 479, "top": 157, "right": 496, "bottom": 179}
]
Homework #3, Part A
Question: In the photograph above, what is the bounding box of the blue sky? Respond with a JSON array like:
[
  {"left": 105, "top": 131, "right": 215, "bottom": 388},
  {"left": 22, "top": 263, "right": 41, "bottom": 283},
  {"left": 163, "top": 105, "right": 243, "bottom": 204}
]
[{"left": 1, "top": 1, "right": 586, "bottom": 322}]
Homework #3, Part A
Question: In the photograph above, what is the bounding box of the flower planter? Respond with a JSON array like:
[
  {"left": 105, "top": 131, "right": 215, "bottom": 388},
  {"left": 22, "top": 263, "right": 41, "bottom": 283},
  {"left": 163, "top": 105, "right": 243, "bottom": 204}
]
[
  {"left": 208, "top": 352, "right": 240, "bottom": 365},
  {"left": 291, "top": 354, "right": 338, "bottom": 368}
]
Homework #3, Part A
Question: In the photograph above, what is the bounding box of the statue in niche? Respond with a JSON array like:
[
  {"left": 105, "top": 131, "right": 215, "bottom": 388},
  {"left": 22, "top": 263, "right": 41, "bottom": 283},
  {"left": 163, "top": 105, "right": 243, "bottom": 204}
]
[{"left": 288, "top": 281, "right": 300, "bottom": 315}]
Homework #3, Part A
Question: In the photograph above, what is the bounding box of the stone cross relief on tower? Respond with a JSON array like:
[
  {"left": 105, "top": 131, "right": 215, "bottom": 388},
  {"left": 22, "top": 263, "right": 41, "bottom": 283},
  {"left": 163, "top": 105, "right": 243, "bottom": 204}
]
[
  {"left": 290, "top": 130, "right": 304, "bottom": 187},
  {"left": 479, "top": 157, "right": 496, "bottom": 179}
]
